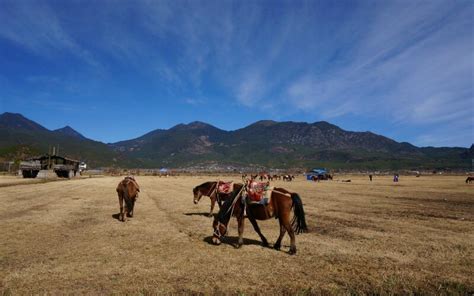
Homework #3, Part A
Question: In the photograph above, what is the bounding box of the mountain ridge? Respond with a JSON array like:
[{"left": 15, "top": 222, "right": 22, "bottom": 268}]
[{"left": 0, "top": 112, "right": 471, "bottom": 169}]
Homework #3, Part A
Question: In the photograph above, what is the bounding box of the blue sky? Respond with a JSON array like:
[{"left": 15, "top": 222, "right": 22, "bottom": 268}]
[{"left": 0, "top": 0, "right": 472, "bottom": 147}]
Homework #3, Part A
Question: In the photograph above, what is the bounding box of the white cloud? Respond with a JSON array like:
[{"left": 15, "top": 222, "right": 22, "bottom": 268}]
[
  {"left": 283, "top": 1, "right": 473, "bottom": 130},
  {"left": 184, "top": 98, "right": 206, "bottom": 106},
  {"left": 0, "top": 2, "right": 99, "bottom": 67}
]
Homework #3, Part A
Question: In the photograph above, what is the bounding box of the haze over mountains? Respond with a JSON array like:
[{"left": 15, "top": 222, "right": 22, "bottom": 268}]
[{"left": 0, "top": 112, "right": 471, "bottom": 170}]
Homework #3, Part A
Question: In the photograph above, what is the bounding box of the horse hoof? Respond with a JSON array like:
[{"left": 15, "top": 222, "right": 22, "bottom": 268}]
[
  {"left": 262, "top": 241, "right": 269, "bottom": 248},
  {"left": 274, "top": 244, "right": 281, "bottom": 251},
  {"left": 288, "top": 248, "right": 297, "bottom": 255},
  {"left": 212, "top": 237, "right": 221, "bottom": 245}
]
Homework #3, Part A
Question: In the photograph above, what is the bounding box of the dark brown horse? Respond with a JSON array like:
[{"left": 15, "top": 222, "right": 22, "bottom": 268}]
[
  {"left": 193, "top": 181, "right": 234, "bottom": 217},
  {"left": 212, "top": 182, "right": 308, "bottom": 255},
  {"left": 116, "top": 176, "right": 140, "bottom": 222},
  {"left": 466, "top": 176, "right": 474, "bottom": 183}
]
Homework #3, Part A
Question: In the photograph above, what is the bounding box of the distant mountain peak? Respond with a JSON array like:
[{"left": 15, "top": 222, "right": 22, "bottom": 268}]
[
  {"left": 188, "top": 121, "right": 213, "bottom": 128},
  {"left": 171, "top": 121, "right": 220, "bottom": 131},
  {"left": 312, "top": 121, "right": 340, "bottom": 129},
  {"left": 54, "top": 125, "right": 87, "bottom": 140},
  {"left": 252, "top": 120, "right": 277, "bottom": 126},
  {"left": 0, "top": 112, "right": 48, "bottom": 131}
]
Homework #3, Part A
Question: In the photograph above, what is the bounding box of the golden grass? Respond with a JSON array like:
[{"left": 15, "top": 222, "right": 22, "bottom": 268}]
[{"left": 0, "top": 175, "right": 472, "bottom": 295}]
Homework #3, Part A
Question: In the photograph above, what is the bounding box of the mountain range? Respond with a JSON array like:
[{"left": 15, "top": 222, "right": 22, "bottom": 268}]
[{"left": 0, "top": 112, "right": 472, "bottom": 170}]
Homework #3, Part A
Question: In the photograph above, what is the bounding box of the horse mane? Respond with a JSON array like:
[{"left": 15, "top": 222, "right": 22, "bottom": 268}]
[{"left": 194, "top": 181, "right": 217, "bottom": 194}]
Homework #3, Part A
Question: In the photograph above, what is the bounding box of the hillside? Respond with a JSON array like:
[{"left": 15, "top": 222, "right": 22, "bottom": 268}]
[
  {"left": 110, "top": 120, "right": 472, "bottom": 170},
  {"left": 0, "top": 113, "right": 129, "bottom": 167},
  {"left": 0, "top": 112, "right": 471, "bottom": 170}
]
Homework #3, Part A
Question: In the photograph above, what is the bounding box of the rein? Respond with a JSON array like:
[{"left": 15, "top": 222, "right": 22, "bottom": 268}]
[{"left": 225, "top": 185, "right": 245, "bottom": 218}]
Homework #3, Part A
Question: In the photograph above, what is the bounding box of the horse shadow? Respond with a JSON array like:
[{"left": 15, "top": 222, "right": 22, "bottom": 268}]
[
  {"left": 184, "top": 212, "right": 214, "bottom": 217},
  {"left": 203, "top": 235, "right": 268, "bottom": 249},
  {"left": 112, "top": 213, "right": 133, "bottom": 220}
]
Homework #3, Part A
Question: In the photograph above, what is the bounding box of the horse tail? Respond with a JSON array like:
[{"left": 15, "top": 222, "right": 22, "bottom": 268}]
[
  {"left": 123, "top": 181, "right": 134, "bottom": 212},
  {"left": 291, "top": 193, "right": 308, "bottom": 234}
]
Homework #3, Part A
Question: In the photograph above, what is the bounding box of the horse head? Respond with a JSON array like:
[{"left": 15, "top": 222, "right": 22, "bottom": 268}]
[
  {"left": 193, "top": 186, "right": 202, "bottom": 204},
  {"left": 212, "top": 219, "right": 227, "bottom": 245}
]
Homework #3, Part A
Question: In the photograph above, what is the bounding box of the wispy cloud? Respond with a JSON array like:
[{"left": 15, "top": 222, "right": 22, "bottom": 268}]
[
  {"left": 0, "top": 0, "right": 471, "bottom": 146},
  {"left": 284, "top": 1, "right": 473, "bottom": 129},
  {"left": 184, "top": 98, "right": 206, "bottom": 106},
  {"left": 0, "top": 1, "right": 100, "bottom": 68}
]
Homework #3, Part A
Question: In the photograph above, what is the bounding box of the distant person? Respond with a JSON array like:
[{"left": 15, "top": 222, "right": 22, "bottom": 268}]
[
  {"left": 369, "top": 174, "right": 373, "bottom": 181},
  {"left": 393, "top": 173, "right": 399, "bottom": 182}
]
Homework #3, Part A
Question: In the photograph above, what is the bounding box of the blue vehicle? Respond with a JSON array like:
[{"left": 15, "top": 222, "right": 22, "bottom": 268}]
[{"left": 306, "top": 168, "right": 332, "bottom": 181}]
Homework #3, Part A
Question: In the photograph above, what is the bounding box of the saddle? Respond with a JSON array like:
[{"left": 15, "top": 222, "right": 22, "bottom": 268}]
[
  {"left": 246, "top": 181, "right": 271, "bottom": 205},
  {"left": 217, "top": 181, "right": 233, "bottom": 194}
]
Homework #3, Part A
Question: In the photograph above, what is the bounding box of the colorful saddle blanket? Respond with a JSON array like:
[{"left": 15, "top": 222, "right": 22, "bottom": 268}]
[
  {"left": 217, "top": 181, "right": 233, "bottom": 194},
  {"left": 246, "top": 181, "right": 271, "bottom": 204}
]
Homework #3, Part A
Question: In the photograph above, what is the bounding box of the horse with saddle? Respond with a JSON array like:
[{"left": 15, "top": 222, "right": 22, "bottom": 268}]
[{"left": 211, "top": 178, "right": 308, "bottom": 255}]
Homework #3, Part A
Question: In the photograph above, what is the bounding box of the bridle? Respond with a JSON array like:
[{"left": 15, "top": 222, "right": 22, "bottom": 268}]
[{"left": 213, "top": 221, "right": 227, "bottom": 239}]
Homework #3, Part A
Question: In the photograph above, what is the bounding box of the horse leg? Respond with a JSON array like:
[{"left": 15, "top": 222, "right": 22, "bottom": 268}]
[
  {"left": 129, "top": 199, "right": 135, "bottom": 217},
  {"left": 282, "top": 215, "right": 297, "bottom": 255},
  {"left": 118, "top": 194, "right": 124, "bottom": 222},
  {"left": 274, "top": 222, "right": 287, "bottom": 251},
  {"left": 248, "top": 216, "right": 269, "bottom": 247},
  {"left": 209, "top": 197, "right": 216, "bottom": 217},
  {"left": 123, "top": 200, "right": 128, "bottom": 222},
  {"left": 237, "top": 216, "right": 245, "bottom": 248}
]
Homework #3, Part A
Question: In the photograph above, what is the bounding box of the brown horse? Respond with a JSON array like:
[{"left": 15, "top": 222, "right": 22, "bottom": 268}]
[
  {"left": 466, "top": 176, "right": 474, "bottom": 183},
  {"left": 212, "top": 182, "right": 308, "bottom": 255},
  {"left": 116, "top": 176, "right": 140, "bottom": 222},
  {"left": 193, "top": 181, "right": 234, "bottom": 217}
]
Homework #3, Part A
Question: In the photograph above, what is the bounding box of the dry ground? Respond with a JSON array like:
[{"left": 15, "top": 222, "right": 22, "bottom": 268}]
[
  {"left": 0, "top": 176, "right": 50, "bottom": 187},
  {"left": 0, "top": 174, "right": 473, "bottom": 295}
]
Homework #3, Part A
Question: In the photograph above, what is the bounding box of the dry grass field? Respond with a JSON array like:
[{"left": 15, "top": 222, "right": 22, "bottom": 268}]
[{"left": 1, "top": 174, "right": 473, "bottom": 295}]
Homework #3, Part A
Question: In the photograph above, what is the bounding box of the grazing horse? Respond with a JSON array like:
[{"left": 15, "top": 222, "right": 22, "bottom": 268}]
[
  {"left": 116, "top": 176, "right": 140, "bottom": 222},
  {"left": 212, "top": 181, "right": 308, "bottom": 255},
  {"left": 193, "top": 181, "right": 234, "bottom": 217},
  {"left": 466, "top": 176, "right": 474, "bottom": 184}
]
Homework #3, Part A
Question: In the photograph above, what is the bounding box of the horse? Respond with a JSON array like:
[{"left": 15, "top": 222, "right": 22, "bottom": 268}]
[
  {"left": 211, "top": 181, "right": 308, "bottom": 255},
  {"left": 466, "top": 176, "right": 474, "bottom": 184},
  {"left": 282, "top": 175, "right": 294, "bottom": 181},
  {"left": 116, "top": 176, "right": 140, "bottom": 222},
  {"left": 193, "top": 181, "right": 234, "bottom": 217}
]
